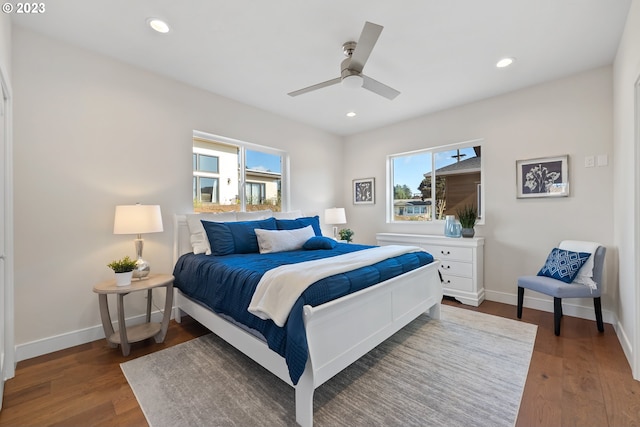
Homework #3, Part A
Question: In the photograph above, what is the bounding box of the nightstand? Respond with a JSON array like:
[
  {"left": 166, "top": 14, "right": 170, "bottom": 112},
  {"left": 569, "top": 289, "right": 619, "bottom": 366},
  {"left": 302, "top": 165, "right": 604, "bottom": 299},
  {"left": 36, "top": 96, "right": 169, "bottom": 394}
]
[{"left": 93, "top": 273, "right": 174, "bottom": 356}]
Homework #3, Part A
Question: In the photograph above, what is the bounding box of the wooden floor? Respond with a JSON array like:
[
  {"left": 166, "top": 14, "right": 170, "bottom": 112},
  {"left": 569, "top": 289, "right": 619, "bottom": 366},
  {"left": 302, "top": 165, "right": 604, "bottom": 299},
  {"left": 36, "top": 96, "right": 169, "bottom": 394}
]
[{"left": 1, "top": 300, "right": 638, "bottom": 426}]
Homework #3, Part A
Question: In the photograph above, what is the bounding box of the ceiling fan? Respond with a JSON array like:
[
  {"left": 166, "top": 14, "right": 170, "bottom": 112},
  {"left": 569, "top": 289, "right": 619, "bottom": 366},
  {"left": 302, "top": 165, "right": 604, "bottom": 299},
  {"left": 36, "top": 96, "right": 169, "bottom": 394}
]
[{"left": 287, "top": 21, "right": 400, "bottom": 100}]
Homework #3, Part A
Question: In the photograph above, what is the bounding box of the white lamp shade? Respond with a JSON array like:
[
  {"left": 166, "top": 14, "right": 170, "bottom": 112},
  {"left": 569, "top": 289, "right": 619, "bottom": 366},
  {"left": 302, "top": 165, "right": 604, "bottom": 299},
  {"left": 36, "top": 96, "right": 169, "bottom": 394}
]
[
  {"left": 113, "top": 204, "right": 163, "bottom": 235},
  {"left": 324, "top": 207, "right": 347, "bottom": 225}
]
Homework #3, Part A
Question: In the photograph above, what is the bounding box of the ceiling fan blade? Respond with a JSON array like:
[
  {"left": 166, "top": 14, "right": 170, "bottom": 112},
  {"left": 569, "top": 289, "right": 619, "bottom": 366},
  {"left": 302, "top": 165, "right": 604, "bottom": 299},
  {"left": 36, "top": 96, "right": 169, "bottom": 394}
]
[
  {"left": 349, "top": 22, "right": 383, "bottom": 73},
  {"left": 362, "top": 75, "right": 400, "bottom": 100},
  {"left": 287, "top": 77, "right": 341, "bottom": 97}
]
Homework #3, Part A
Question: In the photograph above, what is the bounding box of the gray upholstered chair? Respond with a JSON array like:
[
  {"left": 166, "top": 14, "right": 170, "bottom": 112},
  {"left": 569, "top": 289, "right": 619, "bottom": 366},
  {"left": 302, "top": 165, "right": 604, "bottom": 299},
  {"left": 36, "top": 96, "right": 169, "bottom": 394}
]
[{"left": 517, "top": 243, "right": 606, "bottom": 336}]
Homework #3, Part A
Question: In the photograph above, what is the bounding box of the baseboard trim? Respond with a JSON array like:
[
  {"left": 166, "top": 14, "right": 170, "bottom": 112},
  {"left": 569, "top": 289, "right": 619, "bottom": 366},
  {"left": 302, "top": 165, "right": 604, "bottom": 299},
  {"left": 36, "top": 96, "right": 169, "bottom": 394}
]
[{"left": 15, "top": 310, "right": 171, "bottom": 362}]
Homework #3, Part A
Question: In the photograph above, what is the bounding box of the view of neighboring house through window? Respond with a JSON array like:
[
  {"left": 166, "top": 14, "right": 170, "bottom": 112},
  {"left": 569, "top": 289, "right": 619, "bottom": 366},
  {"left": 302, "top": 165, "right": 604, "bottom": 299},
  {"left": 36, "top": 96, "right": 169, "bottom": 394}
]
[
  {"left": 389, "top": 141, "right": 483, "bottom": 222},
  {"left": 193, "top": 132, "right": 286, "bottom": 213}
]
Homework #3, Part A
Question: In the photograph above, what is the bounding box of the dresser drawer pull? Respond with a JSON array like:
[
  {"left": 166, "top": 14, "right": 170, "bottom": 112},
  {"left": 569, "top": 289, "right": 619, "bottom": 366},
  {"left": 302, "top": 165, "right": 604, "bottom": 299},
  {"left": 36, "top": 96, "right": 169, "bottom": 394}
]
[
  {"left": 441, "top": 250, "right": 450, "bottom": 255},
  {"left": 441, "top": 265, "right": 450, "bottom": 269}
]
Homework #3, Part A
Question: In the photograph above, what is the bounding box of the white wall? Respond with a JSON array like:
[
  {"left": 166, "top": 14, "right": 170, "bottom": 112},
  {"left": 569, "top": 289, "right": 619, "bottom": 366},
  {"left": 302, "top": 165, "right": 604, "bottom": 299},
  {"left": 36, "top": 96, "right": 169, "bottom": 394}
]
[
  {"left": 613, "top": 0, "right": 640, "bottom": 378},
  {"left": 344, "top": 67, "right": 615, "bottom": 320},
  {"left": 11, "top": 27, "right": 342, "bottom": 358}
]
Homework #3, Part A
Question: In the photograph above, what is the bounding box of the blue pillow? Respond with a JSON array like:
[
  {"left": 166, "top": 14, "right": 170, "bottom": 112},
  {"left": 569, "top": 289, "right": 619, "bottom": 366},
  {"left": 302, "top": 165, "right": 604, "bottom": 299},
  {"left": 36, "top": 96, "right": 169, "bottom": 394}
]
[
  {"left": 276, "top": 216, "right": 322, "bottom": 236},
  {"left": 537, "top": 248, "right": 591, "bottom": 283},
  {"left": 303, "top": 236, "right": 337, "bottom": 250},
  {"left": 201, "top": 217, "right": 277, "bottom": 255}
]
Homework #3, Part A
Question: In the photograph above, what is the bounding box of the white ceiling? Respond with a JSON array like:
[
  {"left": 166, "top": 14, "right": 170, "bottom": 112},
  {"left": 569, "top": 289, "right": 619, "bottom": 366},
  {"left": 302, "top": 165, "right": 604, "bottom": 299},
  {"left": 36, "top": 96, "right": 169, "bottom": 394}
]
[{"left": 12, "top": 0, "right": 631, "bottom": 136}]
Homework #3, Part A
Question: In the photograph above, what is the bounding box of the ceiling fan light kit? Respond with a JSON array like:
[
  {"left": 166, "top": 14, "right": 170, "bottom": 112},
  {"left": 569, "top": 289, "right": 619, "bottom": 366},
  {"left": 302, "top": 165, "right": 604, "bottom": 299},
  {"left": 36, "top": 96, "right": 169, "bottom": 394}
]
[
  {"left": 342, "top": 74, "right": 363, "bottom": 89},
  {"left": 288, "top": 21, "right": 400, "bottom": 100}
]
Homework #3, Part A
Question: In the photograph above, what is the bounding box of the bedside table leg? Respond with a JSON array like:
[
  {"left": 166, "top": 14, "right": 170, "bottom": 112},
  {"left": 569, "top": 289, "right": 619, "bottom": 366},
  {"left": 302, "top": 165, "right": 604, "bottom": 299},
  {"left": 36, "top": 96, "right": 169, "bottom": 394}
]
[
  {"left": 146, "top": 289, "right": 152, "bottom": 323},
  {"left": 98, "top": 294, "right": 117, "bottom": 349},
  {"left": 117, "top": 293, "right": 131, "bottom": 356},
  {"left": 155, "top": 282, "right": 173, "bottom": 343}
]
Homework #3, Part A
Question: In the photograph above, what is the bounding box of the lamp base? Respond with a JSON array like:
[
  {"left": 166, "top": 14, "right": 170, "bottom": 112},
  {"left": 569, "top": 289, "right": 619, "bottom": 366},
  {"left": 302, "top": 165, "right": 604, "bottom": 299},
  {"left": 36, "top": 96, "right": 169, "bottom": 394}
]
[
  {"left": 133, "top": 237, "right": 150, "bottom": 279},
  {"left": 133, "top": 258, "right": 150, "bottom": 279}
]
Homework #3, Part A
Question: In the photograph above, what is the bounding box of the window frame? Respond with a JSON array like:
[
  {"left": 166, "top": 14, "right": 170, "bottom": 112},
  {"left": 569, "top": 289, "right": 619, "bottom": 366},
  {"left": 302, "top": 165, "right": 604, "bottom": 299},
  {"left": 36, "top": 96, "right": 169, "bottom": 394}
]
[
  {"left": 386, "top": 139, "right": 484, "bottom": 225},
  {"left": 193, "top": 130, "right": 290, "bottom": 212}
]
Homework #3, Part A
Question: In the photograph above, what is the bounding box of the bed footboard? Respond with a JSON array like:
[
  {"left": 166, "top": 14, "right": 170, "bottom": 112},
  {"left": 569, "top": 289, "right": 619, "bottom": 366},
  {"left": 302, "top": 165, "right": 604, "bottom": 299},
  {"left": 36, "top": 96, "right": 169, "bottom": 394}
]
[{"left": 295, "top": 261, "right": 441, "bottom": 426}]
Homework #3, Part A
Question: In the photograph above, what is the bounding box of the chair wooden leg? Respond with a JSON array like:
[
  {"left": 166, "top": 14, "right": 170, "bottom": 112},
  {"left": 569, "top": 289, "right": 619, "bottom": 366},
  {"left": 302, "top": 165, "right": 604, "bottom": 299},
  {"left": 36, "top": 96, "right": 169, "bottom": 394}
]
[
  {"left": 554, "top": 297, "right": 562, "bottom": 336},
  {"left": 517, "top": 287, "right": 524, "bottom": 319},
  {"left": 594, "top": 297, "right": 604, "bottom": 332}
]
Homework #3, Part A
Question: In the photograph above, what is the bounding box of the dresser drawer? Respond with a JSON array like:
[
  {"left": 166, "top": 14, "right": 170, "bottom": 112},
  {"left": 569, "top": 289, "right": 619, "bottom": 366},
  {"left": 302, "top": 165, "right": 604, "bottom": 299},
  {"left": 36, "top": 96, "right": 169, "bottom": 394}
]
[
  {"left": 422, "top": 245, "right": 473, "bottom": 262},
  {"left": 438, "top": 260, "right": 472, "bottom": 277},
  {"left": 441, "top": 274, "right": 473, "bottom": 292}
]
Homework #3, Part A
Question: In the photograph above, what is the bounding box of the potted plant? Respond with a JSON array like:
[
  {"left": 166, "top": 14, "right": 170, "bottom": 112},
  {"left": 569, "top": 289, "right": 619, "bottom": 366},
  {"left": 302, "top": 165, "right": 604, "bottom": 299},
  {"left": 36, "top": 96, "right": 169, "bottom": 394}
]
[
  {"left": 338, "top": 228, "right": 354, "bottom": 243},
  {"left": 107, "top": 255, "right": 138, "bottom": 286},
  {"left": 456, "top": 205, "right": 477, "bottom": 238}
]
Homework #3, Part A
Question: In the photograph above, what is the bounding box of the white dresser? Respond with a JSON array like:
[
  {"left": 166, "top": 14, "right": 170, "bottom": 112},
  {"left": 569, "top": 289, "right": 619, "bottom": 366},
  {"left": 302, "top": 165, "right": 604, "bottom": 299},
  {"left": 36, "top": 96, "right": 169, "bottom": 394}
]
[{"left": 376, "top": 233, "right": 485, "bottom": 306}]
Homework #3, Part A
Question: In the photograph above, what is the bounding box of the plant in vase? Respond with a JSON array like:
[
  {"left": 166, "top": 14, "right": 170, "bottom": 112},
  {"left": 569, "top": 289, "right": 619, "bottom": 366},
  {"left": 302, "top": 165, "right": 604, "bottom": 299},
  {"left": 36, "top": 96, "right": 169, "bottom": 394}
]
[
  {"left": 338, "top": 228, "right": 354, "bottom": 243},
  {"left": 456, "top": 205, "right": 477, "bottom": 238},
  {"left": 107, "top": 255, "right": 138, "bottom": 286}
]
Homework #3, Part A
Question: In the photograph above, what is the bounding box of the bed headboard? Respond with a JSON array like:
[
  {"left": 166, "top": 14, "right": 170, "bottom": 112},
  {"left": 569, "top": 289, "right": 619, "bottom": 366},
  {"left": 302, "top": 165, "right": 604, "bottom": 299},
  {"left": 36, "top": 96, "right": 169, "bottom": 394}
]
[{"left": 173, "top": 214, "right": 192, "bottom": 265}]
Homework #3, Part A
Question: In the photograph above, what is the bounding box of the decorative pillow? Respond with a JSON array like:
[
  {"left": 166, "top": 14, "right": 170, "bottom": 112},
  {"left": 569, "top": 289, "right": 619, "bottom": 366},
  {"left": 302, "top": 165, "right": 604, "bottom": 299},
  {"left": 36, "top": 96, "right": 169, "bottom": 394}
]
[
  {"left": 272, "top": 210, "right": 303, "bottom": 219},
  {"left": 558, "top": 240, "right": 600, "bottom": 288},
  {"left": 255, "top": 226, "right": 315, "bottom": 254},
  {"left": 303, "top": 236, "right": 338, "bottom": 250},
  {"left": 186, "top": 212, "right": 238, "bottom": 255},
  {"left": 276, "top": 216, "right": 322, "bottom": 236},
  {"left": 537, "top": 248, "right": 592, "bottom": 284},
  {"left": 201, "top": 217, "right": 277, "bottom": 256}
]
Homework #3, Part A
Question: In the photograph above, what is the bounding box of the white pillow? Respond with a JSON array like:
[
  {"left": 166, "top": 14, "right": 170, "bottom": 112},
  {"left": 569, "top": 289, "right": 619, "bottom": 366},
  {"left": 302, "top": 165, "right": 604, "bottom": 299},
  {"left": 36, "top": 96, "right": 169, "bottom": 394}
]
[
  {"left": 186, "top": 212, "right": 238, "bottom": 255},
  {"left": 272, "top": 210, "right": 303, "bottom": 219},
  {"left": 236, "top": 210, "right": 272, "bottom": 221},
  {"left": 558, "top": 240, "right": 600, "bottom": 289},
  {"left": 255, "top": 226, "right": 315, "bottom": 254}
]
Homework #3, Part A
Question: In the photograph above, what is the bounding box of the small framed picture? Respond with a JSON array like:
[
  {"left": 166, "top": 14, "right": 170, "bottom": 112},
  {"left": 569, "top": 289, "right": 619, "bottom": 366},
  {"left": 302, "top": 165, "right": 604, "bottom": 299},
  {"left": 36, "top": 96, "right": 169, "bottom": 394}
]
[
  {"left": 516, "top": 155, "right": 569, "bottom": 198},
  {"left": 353, "top": 178, "right": 375, "bottom": 205}
]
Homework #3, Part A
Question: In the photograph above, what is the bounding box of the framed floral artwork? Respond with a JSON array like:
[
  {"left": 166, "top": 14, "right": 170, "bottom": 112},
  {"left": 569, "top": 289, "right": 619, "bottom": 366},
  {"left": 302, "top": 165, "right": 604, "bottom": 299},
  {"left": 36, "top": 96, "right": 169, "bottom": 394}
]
[
  {"left": 353, "top": 178, "right": 375, "bottom": 204},
  {"left": 516, "top": 155, "right": 569, "bottom": 198}
]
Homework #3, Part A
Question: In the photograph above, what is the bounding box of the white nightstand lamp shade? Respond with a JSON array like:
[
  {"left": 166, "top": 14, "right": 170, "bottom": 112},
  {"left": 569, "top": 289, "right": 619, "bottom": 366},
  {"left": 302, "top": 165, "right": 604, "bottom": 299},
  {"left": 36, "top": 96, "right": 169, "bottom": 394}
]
[
  {"left": 114, "top": 204, "right": 163, "bottom": 279},
  {"left": 324, "top": 207, "right": 347, "bottom": 239}
]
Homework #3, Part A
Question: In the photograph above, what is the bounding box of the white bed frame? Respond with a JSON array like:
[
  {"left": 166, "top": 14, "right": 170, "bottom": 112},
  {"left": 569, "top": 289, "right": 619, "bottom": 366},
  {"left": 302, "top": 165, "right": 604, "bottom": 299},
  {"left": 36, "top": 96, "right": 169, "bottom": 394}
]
[{"left": 172, "top": 214, "right": 442, "bottom": 427}]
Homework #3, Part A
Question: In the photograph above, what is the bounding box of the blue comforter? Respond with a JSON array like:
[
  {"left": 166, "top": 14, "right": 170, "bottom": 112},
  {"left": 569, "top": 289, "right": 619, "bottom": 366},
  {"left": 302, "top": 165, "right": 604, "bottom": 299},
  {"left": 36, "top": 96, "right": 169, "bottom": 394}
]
[{"left": 172, "top": 243, "right": 434, "bottom": 384}]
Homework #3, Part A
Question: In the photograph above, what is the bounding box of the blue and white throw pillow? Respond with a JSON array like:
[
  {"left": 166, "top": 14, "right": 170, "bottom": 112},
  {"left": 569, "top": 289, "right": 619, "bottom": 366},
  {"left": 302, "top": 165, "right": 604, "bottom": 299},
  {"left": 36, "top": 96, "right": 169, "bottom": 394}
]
[{"left": 537, "top": 248, "right": 591, "bottom": 284}]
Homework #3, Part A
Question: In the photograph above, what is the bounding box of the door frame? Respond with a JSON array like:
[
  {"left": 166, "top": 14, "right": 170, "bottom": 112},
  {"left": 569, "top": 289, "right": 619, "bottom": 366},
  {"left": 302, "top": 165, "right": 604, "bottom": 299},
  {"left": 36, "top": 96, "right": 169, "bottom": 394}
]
[{"left": 634, "top": 74, "right": 640, "bottom": 381}]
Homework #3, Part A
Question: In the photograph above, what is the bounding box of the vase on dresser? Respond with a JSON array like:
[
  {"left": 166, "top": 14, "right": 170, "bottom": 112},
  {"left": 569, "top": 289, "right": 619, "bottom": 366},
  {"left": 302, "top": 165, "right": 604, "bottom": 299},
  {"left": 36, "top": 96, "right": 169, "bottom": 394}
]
[{"left": 461, "top": 227, "right": 475, "bottom": 238}]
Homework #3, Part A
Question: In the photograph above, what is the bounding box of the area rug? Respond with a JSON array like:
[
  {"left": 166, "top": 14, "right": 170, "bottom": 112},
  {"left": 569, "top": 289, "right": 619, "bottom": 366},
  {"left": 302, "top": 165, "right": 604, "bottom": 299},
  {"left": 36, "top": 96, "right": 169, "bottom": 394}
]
[{"left": 121, "top": 305, "right": 537, "bottom": 427}]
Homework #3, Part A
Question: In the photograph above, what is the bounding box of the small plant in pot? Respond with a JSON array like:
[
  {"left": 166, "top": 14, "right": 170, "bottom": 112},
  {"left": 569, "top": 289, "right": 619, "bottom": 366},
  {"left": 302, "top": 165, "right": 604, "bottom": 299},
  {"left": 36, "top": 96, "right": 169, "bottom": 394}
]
[
  {"left": 338, "top": 228, "right": 354, "bottom": 243},
  {"left": 456, "top": 205, "right": 477, "bottom": 238},
  {"left": 107, "top": 255, "right": 138, "bottom": 286}
]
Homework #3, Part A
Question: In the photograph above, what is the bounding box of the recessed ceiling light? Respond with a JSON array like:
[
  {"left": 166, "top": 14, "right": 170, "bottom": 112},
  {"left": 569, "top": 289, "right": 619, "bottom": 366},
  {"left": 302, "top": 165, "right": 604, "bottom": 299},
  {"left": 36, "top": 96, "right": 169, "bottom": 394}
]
[
  {"left": 346, "top": 111, "right": 357, "bottom": 117},
  {"left": 148, "top": 18, "right": 170, "bottom": 34},
  {"left": 496, "top": 57, "right": 515, "bottom": 68}
]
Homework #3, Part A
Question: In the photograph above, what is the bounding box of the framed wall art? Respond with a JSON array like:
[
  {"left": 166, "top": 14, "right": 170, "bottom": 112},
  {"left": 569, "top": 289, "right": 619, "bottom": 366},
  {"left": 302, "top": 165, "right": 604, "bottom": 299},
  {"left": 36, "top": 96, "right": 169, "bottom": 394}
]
[
  {"left": 516, "top": 155, "right": 569, "bottom": 198},
  {"left": 353, "top": 178, "right": 375, "bottom": 205}
]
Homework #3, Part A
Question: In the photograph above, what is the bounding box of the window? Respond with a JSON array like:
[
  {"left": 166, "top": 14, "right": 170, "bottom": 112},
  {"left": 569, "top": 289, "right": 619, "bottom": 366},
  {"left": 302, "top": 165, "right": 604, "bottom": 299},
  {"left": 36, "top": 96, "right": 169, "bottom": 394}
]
[
  {"left": 246, "top": 182, "right": 266, "bottom": 205},
  {"left": 388, "top": 141, "right": 482, "bottom": 223},
  {"left": 193, "top": 153, "right": 220, "bottom": 204},
  {"left": 193, "top": 131, "right": 287, "bottom": 213}
]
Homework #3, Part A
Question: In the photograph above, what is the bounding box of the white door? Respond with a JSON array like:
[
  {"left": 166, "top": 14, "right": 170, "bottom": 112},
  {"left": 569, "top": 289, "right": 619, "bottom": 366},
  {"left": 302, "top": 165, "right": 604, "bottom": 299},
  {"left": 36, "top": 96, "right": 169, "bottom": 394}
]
[
  {"left": 0, "top": 68, "right": 13, "bottom": 410},
  {"left": 0, "top": 72, "right": 6, "bottom": 409}
]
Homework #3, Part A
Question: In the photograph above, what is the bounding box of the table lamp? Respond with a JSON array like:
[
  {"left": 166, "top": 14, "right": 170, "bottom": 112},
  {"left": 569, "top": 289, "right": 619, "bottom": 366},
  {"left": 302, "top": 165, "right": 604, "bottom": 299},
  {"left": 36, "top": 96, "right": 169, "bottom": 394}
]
[
  {"left": 113, "top": 203, "right": 163, "bottom": 279},
  {"left": 324, "top": 207, "right": 347, "bottom": 239}
]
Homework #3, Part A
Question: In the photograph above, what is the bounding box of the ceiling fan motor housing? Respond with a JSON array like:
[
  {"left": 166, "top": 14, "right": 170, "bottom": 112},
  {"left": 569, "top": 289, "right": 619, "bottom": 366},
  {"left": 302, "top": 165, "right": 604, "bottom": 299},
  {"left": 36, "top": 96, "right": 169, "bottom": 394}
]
[{"left": 341, "top": 42, "right": 363, "bottom": 88}]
